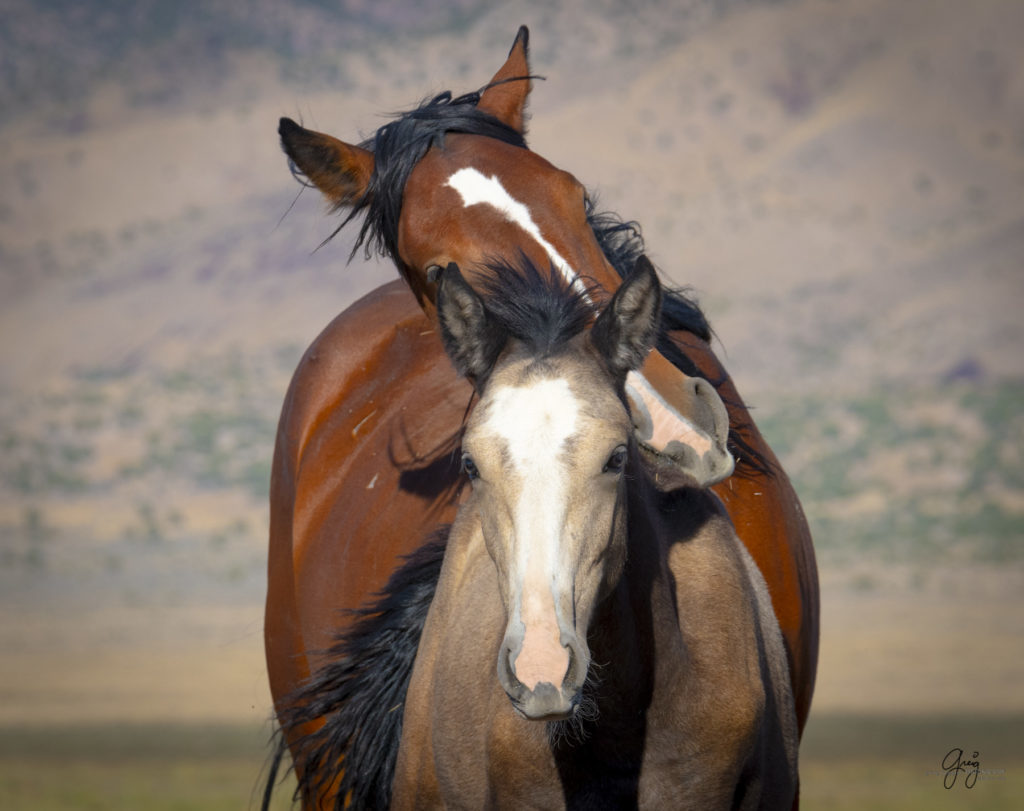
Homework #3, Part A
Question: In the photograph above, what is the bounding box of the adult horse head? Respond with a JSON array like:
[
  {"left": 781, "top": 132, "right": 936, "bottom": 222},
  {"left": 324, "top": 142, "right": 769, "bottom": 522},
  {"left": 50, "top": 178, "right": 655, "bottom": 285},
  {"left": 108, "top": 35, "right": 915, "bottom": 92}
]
[{"left": 277, "top": 25, "right": 734, "bottom": 485}]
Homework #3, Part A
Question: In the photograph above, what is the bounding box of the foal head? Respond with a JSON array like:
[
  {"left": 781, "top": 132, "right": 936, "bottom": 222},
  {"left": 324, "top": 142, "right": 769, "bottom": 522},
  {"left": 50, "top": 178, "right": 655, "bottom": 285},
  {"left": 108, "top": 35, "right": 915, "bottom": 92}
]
[{"left": 435, "top": 256, "right": 661, "bottom": 720}]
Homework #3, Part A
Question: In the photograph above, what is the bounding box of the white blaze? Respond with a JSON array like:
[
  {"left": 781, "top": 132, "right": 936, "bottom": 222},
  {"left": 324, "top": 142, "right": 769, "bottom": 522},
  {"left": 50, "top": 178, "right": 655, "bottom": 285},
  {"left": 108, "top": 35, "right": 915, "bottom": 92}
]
[
  {"left": 482, "top": 377, "right": 579, "bottom": 689},
  {"left": 447, "top": 165, "right": 705, "bottom": 471},
  {"left": 446, "top": 167, "right": 587, "bottom": 296}
]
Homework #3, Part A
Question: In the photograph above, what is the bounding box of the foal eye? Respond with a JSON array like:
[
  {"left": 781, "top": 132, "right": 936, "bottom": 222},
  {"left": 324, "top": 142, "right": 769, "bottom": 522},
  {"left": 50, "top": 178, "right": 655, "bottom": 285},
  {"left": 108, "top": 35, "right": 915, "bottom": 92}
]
[
  {"left": 603, "top": 446, "right": 628, "bottom": 474},
  {"left": 461, "top": 453, "right": 480, "bottom": 481}
]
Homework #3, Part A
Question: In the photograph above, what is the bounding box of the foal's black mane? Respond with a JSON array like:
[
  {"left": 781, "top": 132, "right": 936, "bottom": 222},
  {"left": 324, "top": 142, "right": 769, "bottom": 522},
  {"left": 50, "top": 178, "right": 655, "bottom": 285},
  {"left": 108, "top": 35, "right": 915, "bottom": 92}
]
[{"left": 478, "top": 254, "right": 596, "bottom": 360}]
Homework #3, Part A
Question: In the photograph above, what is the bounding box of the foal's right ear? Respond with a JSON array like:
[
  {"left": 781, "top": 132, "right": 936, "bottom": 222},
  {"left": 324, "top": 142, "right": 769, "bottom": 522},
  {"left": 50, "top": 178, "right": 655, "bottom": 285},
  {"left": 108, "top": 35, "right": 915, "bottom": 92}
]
[
  {"left": 436, "top": 264, "right": 505, "bottom": 387},
  {"left": 591, "top": 256, "right": 662, "bottom": 379},
  {"left": 278, "top": 117, "right": 375, "bottom": 209}
]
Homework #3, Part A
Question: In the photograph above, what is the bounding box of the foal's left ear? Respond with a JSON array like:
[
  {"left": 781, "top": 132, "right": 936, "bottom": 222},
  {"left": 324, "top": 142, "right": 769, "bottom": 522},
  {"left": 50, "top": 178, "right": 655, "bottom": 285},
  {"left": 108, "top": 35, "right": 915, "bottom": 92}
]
[
  {"left": 591, "top": 255, "right": 662, "bottom": 379},
  {"left": 478, "top": 25, "right": 532, "bottom": 134},
  {"left": 436, "top": 263, "right": 506, "bottom": 387}
]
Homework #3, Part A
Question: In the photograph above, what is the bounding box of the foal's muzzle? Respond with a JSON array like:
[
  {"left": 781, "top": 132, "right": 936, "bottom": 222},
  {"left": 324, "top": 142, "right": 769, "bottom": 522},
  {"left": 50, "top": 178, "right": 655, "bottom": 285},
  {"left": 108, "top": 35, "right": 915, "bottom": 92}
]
[{"left": 498, "top": 633, "right": 588, "bottom": 721}]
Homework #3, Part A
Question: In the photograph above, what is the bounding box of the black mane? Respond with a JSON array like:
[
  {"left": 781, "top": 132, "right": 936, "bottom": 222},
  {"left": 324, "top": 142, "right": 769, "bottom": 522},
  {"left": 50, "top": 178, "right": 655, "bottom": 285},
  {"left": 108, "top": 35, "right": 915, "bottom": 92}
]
[
  {"left": 586, "top": 200, "right": 712, "bottom": 344},
  {"left": 264, "top": 533, "right": 449, "bottom": 810},
  {"left": 339, "top": 87, "right": 528, "bottom": 262}
]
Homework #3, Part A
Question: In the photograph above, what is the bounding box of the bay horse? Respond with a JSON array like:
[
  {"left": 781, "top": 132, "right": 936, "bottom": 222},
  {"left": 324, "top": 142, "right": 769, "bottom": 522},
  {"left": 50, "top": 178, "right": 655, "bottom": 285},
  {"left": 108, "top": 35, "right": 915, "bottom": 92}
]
[{"left": 264, "top": 26, "right": 817, "bottom": 809}]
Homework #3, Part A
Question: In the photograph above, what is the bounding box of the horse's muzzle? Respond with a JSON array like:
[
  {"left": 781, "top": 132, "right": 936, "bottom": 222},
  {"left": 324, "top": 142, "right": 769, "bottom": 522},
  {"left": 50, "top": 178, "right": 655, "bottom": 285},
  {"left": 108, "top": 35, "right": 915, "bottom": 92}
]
[{"left": 498, "top": 636, "right": 587, "bottom": 721}]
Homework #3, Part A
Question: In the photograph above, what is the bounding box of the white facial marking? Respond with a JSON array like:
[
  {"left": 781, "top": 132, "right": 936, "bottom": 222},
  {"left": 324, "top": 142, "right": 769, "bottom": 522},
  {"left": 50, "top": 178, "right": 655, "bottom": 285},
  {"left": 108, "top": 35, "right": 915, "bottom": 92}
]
[
  {"left": 446, "top": 167, "right": 588, "bottom": 298},
  {"left": 484, "top": 377, "right": 579, "bottom": 471},
  {"left": 482, "top": 377, "right": 580, "bottom": 689},
  {"left": 447, "top": 166, "right": 704, "bottom": 466}
]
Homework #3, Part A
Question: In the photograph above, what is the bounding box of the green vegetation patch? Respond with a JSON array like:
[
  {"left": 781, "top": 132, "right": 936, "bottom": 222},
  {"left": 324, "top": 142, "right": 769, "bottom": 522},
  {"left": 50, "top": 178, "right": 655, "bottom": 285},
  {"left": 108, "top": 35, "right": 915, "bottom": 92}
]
[{"left": 755, "top": 379, "right": 1024, "bottom": 561}]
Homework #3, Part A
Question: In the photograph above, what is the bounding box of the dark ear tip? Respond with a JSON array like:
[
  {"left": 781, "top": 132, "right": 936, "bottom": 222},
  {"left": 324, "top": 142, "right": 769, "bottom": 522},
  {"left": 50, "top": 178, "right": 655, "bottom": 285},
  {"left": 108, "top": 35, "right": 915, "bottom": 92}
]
[
  {"left": 514, "top": 25, "right": 530, "bottom": 52},
  {"left": 632, "top": 254, "right": 658, "bottom": 282},
  {"left": 278, "top": 117, "right": 301, "bottom": 138}
]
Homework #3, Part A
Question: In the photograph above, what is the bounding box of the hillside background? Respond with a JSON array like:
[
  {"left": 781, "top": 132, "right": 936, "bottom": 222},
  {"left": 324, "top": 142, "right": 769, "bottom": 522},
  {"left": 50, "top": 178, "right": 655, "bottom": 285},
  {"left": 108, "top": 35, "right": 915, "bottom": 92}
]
[{"left": 1, "top": 0, "right": 1021, "bottom": 807}]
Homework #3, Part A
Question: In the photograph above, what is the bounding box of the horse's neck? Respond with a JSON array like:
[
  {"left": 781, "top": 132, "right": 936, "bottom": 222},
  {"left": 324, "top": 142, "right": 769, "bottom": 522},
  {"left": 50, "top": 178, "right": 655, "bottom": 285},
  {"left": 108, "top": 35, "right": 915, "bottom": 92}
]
[
  {"left": 583, "top": 482, "right": 685, "bottom": 714},
  {"left": 591, "top": 480, "right": 746, "bottom": 716}
]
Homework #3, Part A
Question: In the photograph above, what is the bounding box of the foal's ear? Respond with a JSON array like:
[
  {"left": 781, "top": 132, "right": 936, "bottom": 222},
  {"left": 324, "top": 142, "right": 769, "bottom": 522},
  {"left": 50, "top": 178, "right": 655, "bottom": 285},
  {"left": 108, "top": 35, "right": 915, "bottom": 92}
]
[
  {"left": 478, "top": 25, "right": 531, "bottom": 134},
  {"left": 436, "top": 263, "right": 506, "bottom": 387},
  {"left": 591, "top": 256, "right": 662, "bottom": 379},
  {"left": 278, "top": 118, "right": 375, "bottom": 209}
]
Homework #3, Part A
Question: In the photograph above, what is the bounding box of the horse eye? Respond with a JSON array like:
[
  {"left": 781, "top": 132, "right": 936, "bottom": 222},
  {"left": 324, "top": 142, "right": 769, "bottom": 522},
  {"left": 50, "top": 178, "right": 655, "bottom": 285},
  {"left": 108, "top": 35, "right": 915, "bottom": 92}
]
[
  {"left": 461, "top": 453, "right": 480, "bottom": 481},
  {"left": 603, "top": 446, "right": 627, "bottom": 474}
]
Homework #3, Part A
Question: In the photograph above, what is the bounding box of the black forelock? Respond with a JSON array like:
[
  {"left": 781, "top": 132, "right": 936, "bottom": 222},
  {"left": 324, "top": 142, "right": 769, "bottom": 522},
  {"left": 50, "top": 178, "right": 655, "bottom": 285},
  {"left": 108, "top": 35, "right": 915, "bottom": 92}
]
[
  {"left": 477, "top": 254, "right": 596, "bottom": 361},
  {"left": 336, "top": 86, "right": 529, "bottom": 262}
]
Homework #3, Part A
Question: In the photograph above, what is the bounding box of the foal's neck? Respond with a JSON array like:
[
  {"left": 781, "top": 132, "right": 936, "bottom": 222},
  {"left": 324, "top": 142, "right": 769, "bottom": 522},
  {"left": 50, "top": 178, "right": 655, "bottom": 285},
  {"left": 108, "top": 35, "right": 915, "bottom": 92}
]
[{"left": 583, "top": 479, "right": 687, "bottom": 720}]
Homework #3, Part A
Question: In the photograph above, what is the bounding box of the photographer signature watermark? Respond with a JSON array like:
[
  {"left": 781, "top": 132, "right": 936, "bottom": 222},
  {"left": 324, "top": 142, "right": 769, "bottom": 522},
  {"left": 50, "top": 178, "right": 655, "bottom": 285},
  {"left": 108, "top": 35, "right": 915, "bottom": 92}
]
[{"left": 923, "top": 748, "right": 1006, "bottom": 788}]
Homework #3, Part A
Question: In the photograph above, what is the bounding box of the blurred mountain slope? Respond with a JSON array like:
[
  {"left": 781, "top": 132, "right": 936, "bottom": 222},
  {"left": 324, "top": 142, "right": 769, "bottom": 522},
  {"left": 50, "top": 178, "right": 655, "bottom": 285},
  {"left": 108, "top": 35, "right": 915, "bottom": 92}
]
[{"left": 0, "top": 0, "right": 1021, "bottom": 723}]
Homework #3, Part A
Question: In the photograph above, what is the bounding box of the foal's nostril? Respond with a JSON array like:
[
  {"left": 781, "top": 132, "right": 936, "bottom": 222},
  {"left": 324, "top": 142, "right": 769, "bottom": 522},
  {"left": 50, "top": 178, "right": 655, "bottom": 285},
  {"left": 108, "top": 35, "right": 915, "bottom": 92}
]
[
  {"left": 562, "top": 638, "right": 587, "bottom": 689},
  {"left": 563, "top": 643, "right": 576, "bottom": 687},
  {"left": 498, "top": 638, "right": 526, "bottom": 699}
]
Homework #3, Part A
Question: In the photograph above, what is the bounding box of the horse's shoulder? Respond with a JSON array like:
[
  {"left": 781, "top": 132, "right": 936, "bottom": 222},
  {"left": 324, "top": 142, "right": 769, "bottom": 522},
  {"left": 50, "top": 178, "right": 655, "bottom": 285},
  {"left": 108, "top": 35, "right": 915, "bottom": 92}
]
[
  {"left": 280, "top": 280, "right": 425, "bottom": 431},
  {"left": 274, "top": 280, "right": 469, "bottom": 493}
]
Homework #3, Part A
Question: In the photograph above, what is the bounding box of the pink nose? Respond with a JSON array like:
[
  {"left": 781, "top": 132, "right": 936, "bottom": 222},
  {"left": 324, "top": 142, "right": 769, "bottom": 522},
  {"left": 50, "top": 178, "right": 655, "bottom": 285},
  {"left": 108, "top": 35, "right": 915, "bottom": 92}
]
[
  {"left": 513, "top": 617, "right": 570, "bottom": 692},
  {"left": 497, "top": 630, "right": 588, "bottom": 720}
]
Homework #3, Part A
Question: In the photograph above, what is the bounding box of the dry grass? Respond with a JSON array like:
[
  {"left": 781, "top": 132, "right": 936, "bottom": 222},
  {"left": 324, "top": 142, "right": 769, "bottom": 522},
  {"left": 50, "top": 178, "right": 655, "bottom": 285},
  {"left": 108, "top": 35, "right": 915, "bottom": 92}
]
[{"left": 0, "top": 715, "right": 1020, "bottom": 810}]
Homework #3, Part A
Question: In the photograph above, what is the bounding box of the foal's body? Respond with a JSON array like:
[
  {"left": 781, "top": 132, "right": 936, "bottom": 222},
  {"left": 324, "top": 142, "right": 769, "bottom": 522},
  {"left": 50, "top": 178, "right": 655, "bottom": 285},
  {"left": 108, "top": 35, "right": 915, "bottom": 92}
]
[
  {"left": 396, "top": 483, "right": 796, "bottom": 808},
  {"left": 391, "top": 264, "right": 797, "bottom": 809}
]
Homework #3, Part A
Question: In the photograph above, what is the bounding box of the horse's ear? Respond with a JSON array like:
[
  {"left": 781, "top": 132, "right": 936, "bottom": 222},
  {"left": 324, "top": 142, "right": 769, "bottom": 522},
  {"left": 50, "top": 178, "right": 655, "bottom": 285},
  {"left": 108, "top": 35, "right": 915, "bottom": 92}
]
[
  {"left": 478, "top": 25, "right": 531, "bottom": 134},
  {"left": 436, "top": 263, "right": 506, "bottom": 387},
  {"left": 278, "top": 117, "right": 374, "bottom": 209},
  {"left": 591, "top": 255, "right": 662, "bottom": 379}
]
